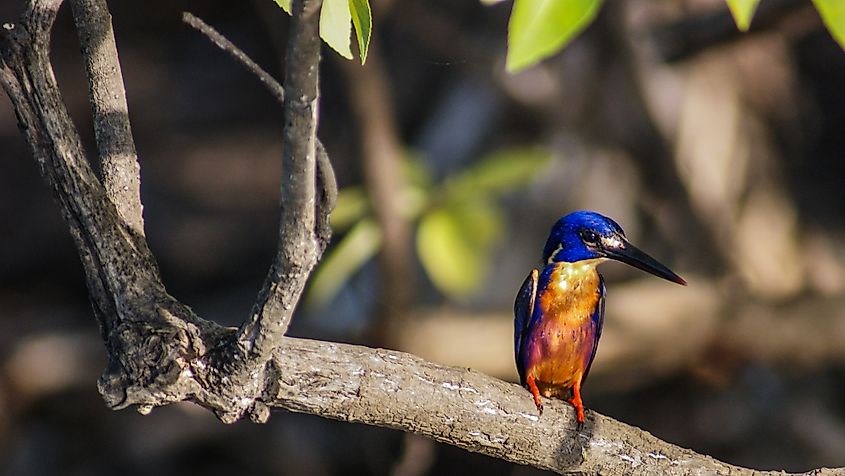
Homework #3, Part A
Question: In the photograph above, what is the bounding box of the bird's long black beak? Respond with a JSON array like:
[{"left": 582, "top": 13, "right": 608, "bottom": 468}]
[{"left": 603, "top": 238, "right": 687, "bottom": 285}]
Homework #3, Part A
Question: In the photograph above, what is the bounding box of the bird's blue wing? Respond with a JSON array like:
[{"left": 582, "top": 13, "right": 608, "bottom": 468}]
[
  {"left": 581, "top": 274, "right": 606, "bottom": 386},
  {"left": 514, "top": 268, "right": 538, "bottom": 386}
]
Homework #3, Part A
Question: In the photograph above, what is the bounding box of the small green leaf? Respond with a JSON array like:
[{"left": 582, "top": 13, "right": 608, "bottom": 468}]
[
  {"left": 506, "top": 0, "right": 603, "bottom": 72},
  {"left": 273, "top": 0, "right": 291, "bottom": 14},
  {"left": 320, "top": 0, "right": 353, "bottom": 59},
  {"left": 417, "top": 201, "right": 504, "bottom": 298},
  {"left": 726, "top": 0, "right": 760, "bottom": 31},
  {"left": 306, "top": 218, "right": 382, "bottom": 308},
  {"left": 349, "top": 0, "right": 372, "bottom": 64},
  {"left": 814, "top": 0, "right": 845, "bottom": 50},
  {"left": 446, "top": 147, "right": 551, "bottom": 201}
]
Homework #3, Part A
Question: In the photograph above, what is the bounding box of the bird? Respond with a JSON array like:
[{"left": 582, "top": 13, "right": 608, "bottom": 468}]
[{"left": 514, "top": 210, "right": 686, "bottom": 428}]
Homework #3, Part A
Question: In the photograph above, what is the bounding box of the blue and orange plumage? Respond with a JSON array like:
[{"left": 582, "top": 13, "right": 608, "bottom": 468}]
[{"left": 514, "top": 211, "right": 685, "bottom": 427}]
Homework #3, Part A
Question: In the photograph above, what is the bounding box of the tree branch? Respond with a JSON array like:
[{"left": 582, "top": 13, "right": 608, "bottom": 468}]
[
  {"left": 3, "top": 1, "right": 845, "bottom": 475},
  {"left": 261, "top": 337, "right": 842, "bottom": 476},
  {"left": 0, "top": 0, "right": 227, "bottom": 418},
  {"left": 69, "top": 0, "right": 144, "bottom": 236},
  {"left": 187, "top": 1, "right": 328, "bottom": 362},
  {"left": 182, "top": 12, "right": 285, "bottom": 105}
]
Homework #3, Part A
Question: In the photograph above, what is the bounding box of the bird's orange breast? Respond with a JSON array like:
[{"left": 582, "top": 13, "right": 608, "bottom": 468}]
[{"left": 524, "top": 260, "right": 603, "bottom": 396}]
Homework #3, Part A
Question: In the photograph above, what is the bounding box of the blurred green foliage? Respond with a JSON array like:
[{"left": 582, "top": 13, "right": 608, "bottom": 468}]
[
  {"left": 273, "top": 0, "right": 845, "bottom": 72},
  {"left": 502, "top": 0, "right": 845, "bottom": 71},
  {"left": 306, "top": 148, "right": 551, "bottom": 307}
]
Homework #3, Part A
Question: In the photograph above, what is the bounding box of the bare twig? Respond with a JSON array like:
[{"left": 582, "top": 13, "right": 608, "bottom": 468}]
[
  {"left": 69, "top": 0, "right": 144, "bottom": 236},
  {"left": 181, "top": 11, "right": 336, "bottom": 254},
  {"left": 182, "top": 12, "right": 285, "bottom": 105}
]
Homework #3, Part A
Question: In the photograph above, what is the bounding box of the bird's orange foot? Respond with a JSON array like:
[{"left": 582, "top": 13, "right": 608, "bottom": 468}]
[
  {"left": 526, "top": 375, "right": 544, "bottom": 416},
  {"left": 568, "top": 380, "right": 586, "bottom": 430}
]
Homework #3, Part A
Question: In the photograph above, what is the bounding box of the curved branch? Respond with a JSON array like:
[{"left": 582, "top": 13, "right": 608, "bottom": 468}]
[
  {"left": 260, "top": 337, "right": 843, "bottom": 476},
  {"left": 237, "top": 0, "right": 326, "bottom": 361}
]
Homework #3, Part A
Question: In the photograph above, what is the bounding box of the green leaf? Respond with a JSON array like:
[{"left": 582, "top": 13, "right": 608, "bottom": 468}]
[
  {"left": 320, "top": 0, "right": 353, "bottom": 59},
  {"left": 445, "top": 147, "right": 551, "bottom": 201},
  {"left": 814, "top": 0, "right": 845, "bottom": 50},
  {"left": 506, "top": 0, "right": 603, "bottom": 72},
  {"left": 726, "top": 0, "right": 760, "bottom": 31},
  {"left": 349, "top": 0, "right": 372, "bottom": 64},
  {"left": 273, "top": 0, "right": 291, "bottom": 14},
  {"left": 306, "top": 218, "right": 382, "bottom": 308},
  {"left": 417, "top": 201, "right": 504, "bottom": 298}
]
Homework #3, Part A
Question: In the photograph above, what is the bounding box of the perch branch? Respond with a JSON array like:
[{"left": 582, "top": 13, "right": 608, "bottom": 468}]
[
  {"left": 69, "top": 0, "right": 144, "bottom": 236},
  {"left": 265, "top": 338, "right": 842, "bottom": 476}
]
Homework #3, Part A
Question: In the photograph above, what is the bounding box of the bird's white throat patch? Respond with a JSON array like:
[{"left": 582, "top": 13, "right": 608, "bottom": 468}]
[{"left": 554, "top": 258, "right": 605, "bottom": 291}]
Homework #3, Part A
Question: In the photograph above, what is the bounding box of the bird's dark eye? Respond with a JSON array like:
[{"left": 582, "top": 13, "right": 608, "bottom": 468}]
[{"left": 580, "top": 229, "right": 600, "bottom": 244}]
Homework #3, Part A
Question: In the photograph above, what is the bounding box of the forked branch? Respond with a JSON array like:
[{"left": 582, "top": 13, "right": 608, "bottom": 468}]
[
  {"left": 1, "top": 1, "right": 842, "bottom": 475},
  {"left": 236, "top": 0, "right": 332, "bottom": 363}
]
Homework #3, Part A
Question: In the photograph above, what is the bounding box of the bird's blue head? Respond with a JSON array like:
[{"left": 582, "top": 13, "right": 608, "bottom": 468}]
[{"left": 542, "top": 210, "right": 686, "bottom": 285}]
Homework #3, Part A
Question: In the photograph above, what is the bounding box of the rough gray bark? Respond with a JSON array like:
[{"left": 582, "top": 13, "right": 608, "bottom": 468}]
[
  {"left": 2, "top": 0, "right": 844, "bottom": 475},
  {"left": 237, "top": 0, "right": 325, "bottom": 364},
  {"left": 70, "top": 0, "right": 144, "bottom": 236}
]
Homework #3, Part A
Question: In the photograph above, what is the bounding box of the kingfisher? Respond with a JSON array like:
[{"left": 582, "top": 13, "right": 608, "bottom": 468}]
[{"left": 514, "top": 211, "right": 685, "bottom": 427}]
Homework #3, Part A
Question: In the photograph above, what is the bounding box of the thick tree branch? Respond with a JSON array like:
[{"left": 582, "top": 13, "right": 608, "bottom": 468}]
[
  {"left": 69, "top": 0, "right": 144, "bottom": 235},
  {"left": 266, "top": 338, "right": 842, "bottom": 476},
  {"left": 4, "top": 1, "right": 845, "bottom": 475},
  {"left": 0, "top": 0, "right": 162, "bottom": 329},
  {"left": 0, "top": 0, "right": 227, "bottom": 417}
]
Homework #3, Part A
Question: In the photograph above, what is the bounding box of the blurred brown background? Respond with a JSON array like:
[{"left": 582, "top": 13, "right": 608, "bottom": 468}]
[{"left": 2, "top": 0, "right": 845, "bottom": 474}]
